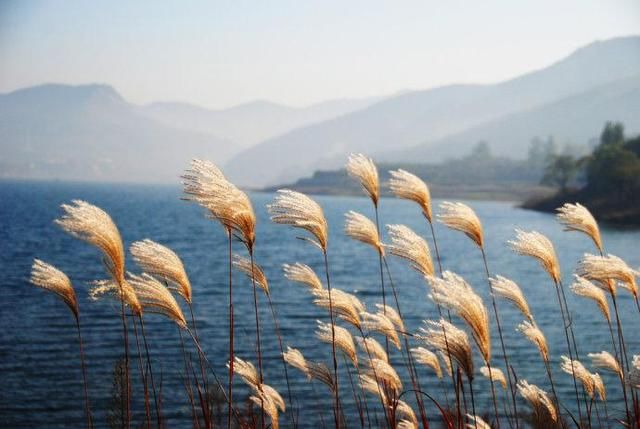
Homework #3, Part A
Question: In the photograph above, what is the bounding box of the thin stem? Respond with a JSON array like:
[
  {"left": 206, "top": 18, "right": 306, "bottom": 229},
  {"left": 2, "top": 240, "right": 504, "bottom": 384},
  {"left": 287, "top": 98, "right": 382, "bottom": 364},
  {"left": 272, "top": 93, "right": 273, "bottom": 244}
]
[
  {"left": 485, "top": 360, "right": 501, "bottom": 428},
  {"left": 178, "top": 327, "right": 201, "bottom": 429},
  {"left": 227, "top": 230, "right": 234, "bottom": 429},
  {"left": 138, "top": 316, "right": 161, "bottom": 428},
  {"left": 322, "top": 249, "right": 341, "bottom": 429},
  {"left": 75, "top": 317, "right": 93, "bottom": 429},
  {"left": 468, "top": 378, "right": 477, "bottom": 429},
  {"left": 357, "top": 327, "right": 392, "bottom": 428},
  {"left": 343, "top": 355, "right": 364, "bottom": 428},
  {"left": 248, "top": 249, "right": 265, "bottom": 429},
  {"left": 374, "top": 206, "right": 390, "bottom": 357},
  {"left": 132, "top": 316, "right": 151, "bottom": 429},
  {"left": 188, "top": 303, "right": 210, "bottom": 421},
  {"left": 117, "top": 283, "right": 131, "bottom": 429}
]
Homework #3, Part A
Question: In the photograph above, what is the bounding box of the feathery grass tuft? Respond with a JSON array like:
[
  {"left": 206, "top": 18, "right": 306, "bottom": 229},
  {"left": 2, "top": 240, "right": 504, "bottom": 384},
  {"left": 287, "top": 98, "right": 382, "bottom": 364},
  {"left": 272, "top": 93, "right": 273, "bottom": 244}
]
[
  {"left": 268, "top": 189, "right": 328, "bottom": 250},
  {"left": 388, "top": 169, "right": 432, "bottom": 222},
  {"left": 385, "top": 224, "right": 434, "bottom": 277},
  {"left": 346, "top": 153, "right": 379, "bottom": 205},
  {"left": 556, "top": 203, "right": 602, "bottom": 252},
  {"left": 30, "top": 259, "right": 79, "bottom": 318},
  {"left": 490, "top": 275, "right": 533, "bottom": 322},
  {"left": 437, "top": 202, "right": 483, "bottom": 247},
  {"left": 509, "top": 229, "right": 561, "bottom": 283}
]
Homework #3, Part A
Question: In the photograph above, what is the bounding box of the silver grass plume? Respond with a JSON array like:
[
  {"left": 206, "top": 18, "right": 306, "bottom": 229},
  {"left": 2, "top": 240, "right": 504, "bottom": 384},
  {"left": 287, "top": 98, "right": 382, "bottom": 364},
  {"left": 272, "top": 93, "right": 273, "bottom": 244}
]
[
  {"left": 130, "top": 239, "right": 192, "bottom": 304},
  {"left": 516, "top": 321, "right": 549, "bottom": 363},
  {"left": 592, "top": 373, "right": 606, "bottom": 401},
  {"left": 489, "top": 275, "right": 533, "bottom": 322},
  {"left": 577, "top": 253, "right": 639, "bottom": 298},
  {"left": 465, "top": 414, "right": 491, "bottom": 429},
  {"left": 627, "top": 355, "right": 640, "bottom": 389},
  {"left": 361, "top": 310, "right": 401, "bottom": 349},
  {"left": 316, "top": 321, "right": 357, "bottom": 365},
  {"left": 357, "top": 337, "right": 388, "bottom": 363},
  {"left": 570, "top": 275, "right": 610, "bottom": 322},
  {"left": 509, "top": 229, "right": 561, "bottom": 283},
  {"left": 30, "top": 259, "right": 79, "bottom": 319},
  {"left": 233, "top": 255, "right": 269, "bottom": 294},
  {"left": 90, "top": 278, "right": 142, "bottom": 315},
  {"left": 411, "top": 347, "right": 442, "bottom": 378},
  {"left": 439, "top": 351, "right": 453, "bottom": 377},
  {"left": 517, "top": 379, "right": 557, "bottom": 422},
  {"left": 250, "top": 384, "right": 285, "bottom": 429},
  {"left": 397, "top": 419, "right": 418, "bottom": 429},
  {"left": 560, "top": 356, "right": 595, "bottom": 398},
  {"left": 312, "top": 288, "right": 364, "bottom": 328},
  {"left": 127, "top": 273, "right": 187, "bottom": 328},
  {"left": 556, "top": 203, "right": 602, "bottom": 252},
  {"left": 368, "top": 358, "right": 402, "bottom": 392},
  {"left": 588, "top": 351, "right": 622, "bottom": 377},
  {"left": 346, "top": 153, "right": 379, "bottom": 205},
  {"left": 385, "top": 224, "right": 434, "bottom": 277},
  {"left": 307, "top": 361, "right": 336, "bottom": 392},
  {"left": 359, "top": 374, "right": 387, "bottom": 405},
  {"left": 268, "top": 189, "right": 328, "bottom": 250},
  {"left": 345, "top": 211, "right": 383, "bottom": 254},
  {"left": 419, "top": 319, "right": 474, "bottom": 380},
  {"left": 227, "top": 357, "right": 259, "bottom": 388},
  {"left": 437, "top": 201, "right": 483, "bottom": 247},
  {"left": 375, "top": 303, "right": 404, "bottom": 332},
  {"left": 480, "top": 365, "right": 507, "bottom": 389},
  {"left": 283, "top": 263, "right": 323, "bottom": 291},
  {"left": 428, "top": 271, "right": 491, "bottom": 362},
  {"left": 388, "top": 169, "right": 432, "bottom": 222},
  {"left": 282, "top": 347, "right": 309, "bottom": 377},
  {"left": 396, "top": 400, "right": 418, "bottom": 428}
]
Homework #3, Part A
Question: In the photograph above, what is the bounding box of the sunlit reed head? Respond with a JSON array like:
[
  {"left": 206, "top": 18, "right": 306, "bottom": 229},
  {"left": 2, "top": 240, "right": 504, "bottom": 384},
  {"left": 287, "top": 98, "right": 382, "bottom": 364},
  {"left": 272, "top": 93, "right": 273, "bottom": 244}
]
[
  {"left": 368, "top": 358, "right": 402, "bottom": 392},
  {"left": 465, "top": 414, "right": 491, "bottom": 429},
  {"left": 386, "top": 224, "right": 434, "bottom": 277},
  {"left": 489, "top": 275, "right": 533, "bottom": 322},
  {"left": 428, "top": 271, "right": 490, "bottom": 362},
  {"left": 358, "top": 337, "right": 388, "bottom": 363},
  {"left": 388, "top": 169, "right": 432, "bottom": 222},
  {"left": 283, "top": 346, "right": 309, "bottom": 377},
  {"left": 509, "top": 229, "right": 561, "bottom": 284},
  {"left": 130, "top": 239, "right": 192, "bottom": 304},
  {"left": 228, "top": 356, "right": 260, "bottom": 388},
  {"left": 556, "top": 203, "right": 602, "bottom": 252},
  {"left": 396, "top": 400, "right": 418, "bottom": 428},
  {"left": 127, "top": 273, "right": 187, "bottom": 328},
  {"left": 283, "top": 262, "right": 323, "bottom": 291},
  {"left": 588, "top": 351, "right": 622, "bottom": 377},
  {"left": 90, "top": 278, "right": 142, "bottom": 316},
  {"left": 346, "top": 153, "right": 379, "bottom": 205},
  {"left": 268, "top": 189, "right": 328, "bottom": 251},
  {"left": 560, "top": 356, "right": 595, "bottom": 398},
  {"left": 577, "top": 253, "right": 638, "bottom": 298},
  {"left": 316, "top": 320, "right": 357, "bottom": 365},
  {"left": 439, "top": 351, "right": 453, "bottom": 377},
  {"left": 627, "top": 355, "right": 640, "bottom": 389},
  {"left": 56, "top": 200, "right": 125, "bottom": 284},
  {"left": 517, "top": 380, "right": 557, "bottom": 423},
  {"left": 375, "top": 303, "right": 404, "bottom": 332},
  {"left": 361, "top": 310, "right": 401, "bottom": 349},
  {"left": 397, "top": 419, "right": 418, "bottom": 429},
  {"left": 570, "top": 275, "right": 610, "bottom": 322},
  {"left": 313, "top": 288, "right": 364, "bottom": 328},
  {"left": 360, "top": 374, "right": 387, "bottom": 405},
  {"left": 182, "top": 159, "right": 256, "bottom": 249},
  {"left": 516, "top": 321, "right": 548, "bottom": 363},
  {"left": 233, "top": 255, "right": 269, "bottom": 294},
  {"left": 411, "top": 347, "right": 442, "bottom": 378},
  {"left": 344, "top": 211, "right": 384, "bottom": 254},
  {"left": 30, "top": 259, "right": 79, "bottom": 319},
  {"left": 307, "top": 361, "right": 336, "bottom": 392},
  {"left": 419, "top": 319, "right": 474, "bottom": 380},
  {"left": 480, "top": 365, "right": 507, "bottom": 389},
  {"left": 437, "top": 201, "right": 483, "bottom": 247},
  {"left": 592, "top": 373, "right": 606, "bottom": 401}
]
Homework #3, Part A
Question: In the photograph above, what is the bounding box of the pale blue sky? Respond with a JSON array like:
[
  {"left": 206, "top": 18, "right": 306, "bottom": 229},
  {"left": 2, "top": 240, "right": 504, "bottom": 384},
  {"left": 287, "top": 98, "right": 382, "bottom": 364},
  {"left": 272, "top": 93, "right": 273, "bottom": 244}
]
[{"left": 1, "top": 1, "right": 638, "bottom": 108}]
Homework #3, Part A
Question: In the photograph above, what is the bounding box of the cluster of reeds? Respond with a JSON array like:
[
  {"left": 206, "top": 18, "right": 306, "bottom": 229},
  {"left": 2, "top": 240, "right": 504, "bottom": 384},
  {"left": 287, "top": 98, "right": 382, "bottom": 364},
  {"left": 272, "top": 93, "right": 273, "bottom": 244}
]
[{"left": 28, "top": 156, "right": 640, "bottom": 429}]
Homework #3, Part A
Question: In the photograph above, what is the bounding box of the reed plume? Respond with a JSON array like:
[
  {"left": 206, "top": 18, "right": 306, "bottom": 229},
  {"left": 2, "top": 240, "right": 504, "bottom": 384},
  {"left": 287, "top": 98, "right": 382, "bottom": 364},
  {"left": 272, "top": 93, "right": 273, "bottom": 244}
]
[
  {"left": 411, "top": 347, "right": 442, "bottom": 378},
  {"left": 397, "top": 419, "right": 418, "bottom": 429},
  {"left": 358, "top": 337, "right": 388, "bottom": 363},
  {"left": 592, "top": 373, "right": 606, "bottom": 401},
  {"left": 345, "top": 211, "right": 384, "bottom": 254},
  {"left": 561, "top": 356, "right": 595, "bottom": 399},
  {"left": 283, "top": 347, "right": 309, "bottom": 377},
  {"left": 250, "top": 388, "right": 283, "bottom": 429},
  {"left": 577, "top": 253, "right": 638, "bottom": 298},
  {"left": 30, "top": 260, "right": 92, "bottom": 428},
  {"left": 283, "top": 262, "right": 323, "bottom": 291},
  {"left": 388, "top": 169, "right": 432, "bottom": 222},
  {"left": 489, "top": 275, "right": 533, "bottom": 322},
  {"left": 396, "top": 400, "right": 418, "bottom": 427},
  {"left": 361, "top": 311, "right": 401, "bottom": 349},
  {"left": 268, "top": 189, "right": 328, "bottom": 251},
  {"left": 437, "top": 202, "right": 483, "bottom": 247},
  {"left": 517, "top": 380, "right": 557, "bottom": 423},
  {"left": 90, "top": 278, "right": 142, "bottom": 315},
  {"left": 346, "top": 153, "right": 379, "bottom": 206},
  {"left": 127, "top": 273, "right": 187, "bottom": 328},
  {"left": 359, "top": 374, "right": 387, "bottom": 405},
  {"left": 481, "top": 366, "right": 507, "bottom": 389},
  {"left": 556, "top": 203, "right": 602, "bottom": 253},
  {"left": 375, "top": 303, "right": 404, "bottom": 333},
  {"left": 516, "top": 321, "right": 549, "bottom": 363},
  {"left": 386, "top": 224, "right": 434, "bottom": 277},
  {"left": 439, "top": 351, "right": 453, "bottom": 377},
  {"left": 588, "top": 351, "right": 622, "bottom": 377},
  {"left": 367, "top": 358, "right": 402, "bottom": 393},
  {"left": 419, "top": 319, "right": 474, "bottom": 381},
  {"left": 570, "top": 275, "right": 610, "bottom": 322},
  {"left": 233, "top": 255, "right": 269, "bottom": 294},
  {"left": 508, "top": 229, "right": 560, "bottom": 284},
  {"left": 316, "top": 321, "right": 358, "bottom": 366},
  {"left": 465, "top": 414, "right": 491, "bottom": 429},
  {"left": 313, "top": 288, "right": 363, "bottom": 329}
]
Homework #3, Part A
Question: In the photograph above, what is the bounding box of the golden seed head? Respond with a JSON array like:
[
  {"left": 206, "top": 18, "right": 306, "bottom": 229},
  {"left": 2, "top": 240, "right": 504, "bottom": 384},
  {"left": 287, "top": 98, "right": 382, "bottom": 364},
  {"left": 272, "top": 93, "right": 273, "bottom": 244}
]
[
  {"left": 90, "top": 278, "right": 142, "bottom": 316},
  {"left": 517, "top": 379, "right": 557, "bottom": 422},
  {"left": 397, "top": 419, "right": 418, "bottom": 429},
  {"left": 561, "top": 356, "right": 595, "bottom": 398},
  {"left": 228, "top": 357, "right": 259, "bottom": 388},
  {"left": 359, "top": 374, "right": 387, "bottom": 405},
  {"left": 345, "top": 211, "right": 383, "bottom": 254},
  {"left": 509, "top": 229, "right": 560, "bottom": 283},
  {"left": 411, "top": 347, "right": 442, "bottom": 378},
  {"left": 283, "top": 262, "right": 323, "bottom": 291},
  {"left": 357, "top": 337, "right": 388, "bottom": 363},
  {"left": 396, "top": 400, "right": 418, "bottom": 427},
  {"left": 439, "top": 350, "right": 453, "bottom": 377},
  {"left": 419, "top": 319, "right": 474, "bottom": 380},
  {"left": 556, "top": 203, "right": 602, "bottom": 252},
  {"left": 312, "top": 288, "right": 364, "bottom": 328},
  {"left": 56, "top": 200, "right": 125, "bottom": 284},
  {"left": 368, "top": 358, "right": 402, "bottom": 392},
  {"left": 465, "top": 415, "right": 492, "bottom": 429},
  {"left": 130, "top": 239, "right": 192, "bottom": 303},
  {"left": 588, "top": 351, "right": 622, "bottom": 377},
  {"left": 386, "top": 224, "right": 434, "bottom": 277},
  {"left": 362, "top": 310, "right": 401, "bottom": 349},
  {"left": 283, "top": 347, "right": 309, "bottom": 377},
  {"left": 480, "top": 365, "right": 507, "bottom": 389},
  {"left": 30, "top": 259, "right": 78, "bottom": 319},
  {"left": 577, "top": 253, "right": 638, "bottom": 298},
  {"left": 346, "top": 153, "right": 379, "bottom": 205},
  {"left": 388, "top": 169, "right": 432, "bottom": 221},
  {"left": 516, "top": 321, "right": 549, "bottom": 363},
  {"left": 307, "top": 361, "right": 336, "bottom": 392},
  {"left": 627, "top": 355, "right": 640, "bottom": 389},
  {"left": 268, "top": 189, "right": 328, "bottom": 251},
  {"left": 592, "top": 373, "right": 606, "bottom": 401},
  {"left": 490, "top": 275, "right": 533, "bottom": 322},
  {"left": 570, "top": 275, "right": 610, "bottom": 322},
  {"left": 316, "top": 321, "right": 357, "bottom": 365},
  {"left": 127, "top": 273, "right": 187, "bottom": 328},
  {"left": 437, "top": 201, "right": 484, "bottom": 247},
  {"left": 375, "top": 303, "right": 405, "bottom": 332},
  {"left": 233, "top": 255, "right": 269, "bottom": 295}
]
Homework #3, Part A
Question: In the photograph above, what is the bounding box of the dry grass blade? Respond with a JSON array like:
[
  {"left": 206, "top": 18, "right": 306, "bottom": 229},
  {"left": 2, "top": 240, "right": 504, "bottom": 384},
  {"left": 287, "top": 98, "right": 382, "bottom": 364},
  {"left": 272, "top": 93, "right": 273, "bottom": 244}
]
[
  {"left": 396, "top": 400, "right": 418, "bottom": 427},
  {"left": 127, "top": 273, "right": 187, "bottom": 328},
  {"left": 490, "top": 275, "right": 533, "bottom": 322},
  {"left": 411, "top": 347, "right": 442, "bottom": 378},
  {"left": 386, "top": 224, "right": 434, "bottom": 277},
  {"left": 250, "top": 386, "right": 282, "bottom": 429},
  {"left": 517, "top": 379, "right": 557, "bottom": 422},
  {"left": 316, "top": 321, "right": 358, "bottom": 365},
  {"left": 577, "top": 253, "right": 639, "bottom": 298},
  {"left": 588, "top": 351, "right": 622, "bottom": 377},
  {"left": 361, "top": 311, "right": 401, "bottom": 349},
  {"left": 312, "top": 288, "right": 363, "bottom": 328},
  {"left": 346, "top": 153, "right": 379, "bottom": 205},
  {"left": 56, "top": 200, "right": 125, "bottom": 283},
  {"left": 359, "top": 374, "right": 387, "bottom": 405},
  {"left": 509, "top": 229, "right": 561, "bottom": 283},
  {"left": 570, "top": 275, "right": 610, "bottom": 321},
  {"left": 439, "top": 350, "right": 453, "bottom": 377},
  {"left": 428, "top": 271, "right": 491, "bottom": 362},
  {"left": 90, "top": 278, "right": 142, "bottom": 315},
  {"left": 268, "top": 189, "right": 328, "bottom": 250},
  {"left": 419, "top": 319, "right": 474, "bottom": 380},
  {"left": 345, "top": 211, "right": 383, "bottom": 254},
  {"left": 592, "top": 373, "right": 606, "bottom": 401},
  {"left": 233, "top": 254, "right": 269, "bottom": 294},
  {"left": 228, "top": 357, "right": 259, "bottom": 388},
  {"left": 283, "top": 347, "right": 309, "bottom": 377},
  {"left": 375, "top": 303, "right": 404, "bottom": 332},
  {"left": 437, "top": 201, "right": 483, "bottom": 247},
  {"left": 556, "top": 203, "right": 602, "bottom": 252},
  {"left": 388, "top": 169, "right": 432, "bottom": 221},
  {"left": 357, "top": 337, "right": 388, "bottom": 363},
  {"left": 516, "top": 321, "right": 549, "bottom": 363},
  {"left": 283, "top": 263, "right": 323, "bottom": 291},
  {"left": 368, "top": 358, "right": 402, "bottom": 392},
  {"left": 307, "top": 361, "right": 336, "bottom": 392},
  {"left": 480, "top": 365, "right": 507, "bottom": 389},
  {"left": 130, "top": 239, "right": 192, "bottom": 303},
  {"left": 560, "top": 356, "right": 595, "bottom": 398},
  {"left": 30, "top": 259, "right": 78, "bottom": 318},
  {"left": 465, "top": 414, "right": 492, "bottom": 429}
]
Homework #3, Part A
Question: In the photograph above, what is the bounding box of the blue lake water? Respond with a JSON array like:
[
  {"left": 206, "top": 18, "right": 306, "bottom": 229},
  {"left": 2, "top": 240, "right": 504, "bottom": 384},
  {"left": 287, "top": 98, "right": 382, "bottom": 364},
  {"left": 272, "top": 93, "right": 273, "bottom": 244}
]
[{"left": 1, "top": 180, "right": 638, "bottom": 428}]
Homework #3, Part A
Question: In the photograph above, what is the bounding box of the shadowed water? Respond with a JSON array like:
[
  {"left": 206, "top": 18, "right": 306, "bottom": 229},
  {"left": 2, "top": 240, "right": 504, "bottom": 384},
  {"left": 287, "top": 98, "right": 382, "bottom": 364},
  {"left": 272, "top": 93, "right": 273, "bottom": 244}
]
[{"left": 1, "top": 180, "right": 638, "bottom": 428}]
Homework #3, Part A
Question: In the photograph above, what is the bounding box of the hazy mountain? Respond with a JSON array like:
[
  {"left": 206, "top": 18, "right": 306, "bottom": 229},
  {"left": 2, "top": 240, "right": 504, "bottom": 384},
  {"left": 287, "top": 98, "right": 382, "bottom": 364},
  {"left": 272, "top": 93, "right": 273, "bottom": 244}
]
[
  {"left": 0, "top": 83, "right": 233, "bottom": 182},
  {"left": 396, "top": 74, "right": 640, "bottom": 161},
  {"left": 226, "top": 35, "right": 640, "bottom": 186},
  {"left": 141, "top": 96, "right": 381, "bottom": 150}
]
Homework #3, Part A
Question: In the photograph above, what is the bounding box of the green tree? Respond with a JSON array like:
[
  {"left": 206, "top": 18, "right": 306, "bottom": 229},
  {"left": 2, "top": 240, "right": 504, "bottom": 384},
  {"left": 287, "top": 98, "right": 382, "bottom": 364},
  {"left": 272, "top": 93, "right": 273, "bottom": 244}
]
[{"left": 541, "top": 155, "right": 578, "bottom": 191}]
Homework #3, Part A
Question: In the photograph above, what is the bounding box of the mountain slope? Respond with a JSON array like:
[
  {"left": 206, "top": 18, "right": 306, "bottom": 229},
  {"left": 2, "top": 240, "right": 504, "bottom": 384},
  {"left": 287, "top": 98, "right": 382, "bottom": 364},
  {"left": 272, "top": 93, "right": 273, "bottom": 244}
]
[
  {"left": 0, "top": 84, "right": 233, "bottom": 183},
  {"left": 225, "top": 35, "right": 640, "bottom": 186}
]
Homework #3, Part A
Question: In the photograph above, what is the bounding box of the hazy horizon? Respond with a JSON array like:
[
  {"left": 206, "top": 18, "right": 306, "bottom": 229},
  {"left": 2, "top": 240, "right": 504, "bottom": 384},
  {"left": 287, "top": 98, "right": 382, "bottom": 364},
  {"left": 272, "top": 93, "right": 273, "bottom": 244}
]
[{"left": 1, "top": 1, "right": 639, "bottom": 109}]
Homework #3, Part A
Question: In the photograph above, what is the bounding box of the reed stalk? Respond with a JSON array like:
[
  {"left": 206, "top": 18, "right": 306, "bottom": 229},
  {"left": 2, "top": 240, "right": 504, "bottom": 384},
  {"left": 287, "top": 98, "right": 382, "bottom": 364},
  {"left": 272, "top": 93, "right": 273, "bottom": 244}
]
[
  {"left": 75, "top": 318, "right": 94, "bottom": 429},
  {"left": 178, "top": 327, "right": 201, "bottom": 429},
  {"left": 138, "top": 316, "right": 161, "bottom": 428},
  {"left": 131, "top": 316, "right": 152, "bottom": 429},
  {"left": 227, "top": 230, "right": 234, "bottom": 429},
  {"left": 248, "top": 249, "right": 265, "bottom": 429}
]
